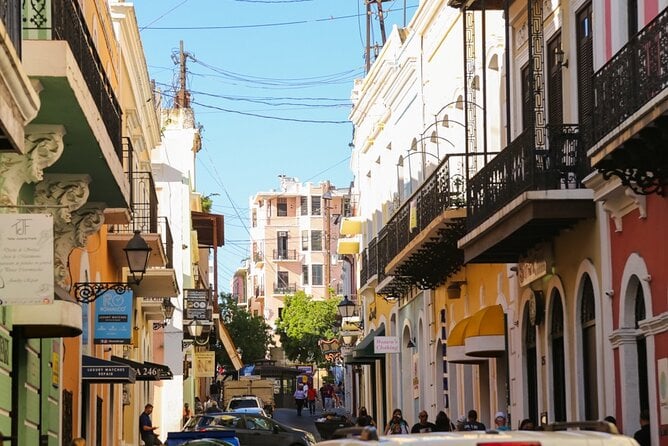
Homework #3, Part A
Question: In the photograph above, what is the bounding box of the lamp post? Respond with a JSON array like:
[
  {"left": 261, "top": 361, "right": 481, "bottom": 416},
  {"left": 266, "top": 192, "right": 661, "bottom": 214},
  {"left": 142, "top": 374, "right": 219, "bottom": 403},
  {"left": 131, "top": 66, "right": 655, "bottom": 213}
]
[
  {"left": 153, "top": 298, "right": 176, "bottom": 330},
  {"left": 337, "top": 295, "right": 356, "bottom": 319},
  {"left": 74, "top": 230, "right": 152, "bottom": 303}
]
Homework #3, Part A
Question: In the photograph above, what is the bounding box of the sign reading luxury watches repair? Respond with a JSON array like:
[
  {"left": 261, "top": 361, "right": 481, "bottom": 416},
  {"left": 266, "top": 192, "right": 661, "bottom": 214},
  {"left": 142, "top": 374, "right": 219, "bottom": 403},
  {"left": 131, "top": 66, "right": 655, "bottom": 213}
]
[{"left": 184, "top": 288, "right": 212, "bottom": 320}]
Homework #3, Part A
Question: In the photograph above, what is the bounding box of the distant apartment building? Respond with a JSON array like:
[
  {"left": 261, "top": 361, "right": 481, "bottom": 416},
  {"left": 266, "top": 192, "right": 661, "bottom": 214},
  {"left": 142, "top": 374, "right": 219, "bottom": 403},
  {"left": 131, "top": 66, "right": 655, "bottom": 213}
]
[{"left": 247, "top": 176, "right": 352, "bottom": 344}]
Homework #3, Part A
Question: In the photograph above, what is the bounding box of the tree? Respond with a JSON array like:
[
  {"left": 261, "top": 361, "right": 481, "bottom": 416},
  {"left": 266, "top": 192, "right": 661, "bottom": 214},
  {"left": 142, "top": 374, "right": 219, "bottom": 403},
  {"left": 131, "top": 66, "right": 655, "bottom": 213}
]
[
  {"left": 214, "top": 293, "right": 273, "bottom": 367},
  {"left": 275, "top": 291, "right": 340, "bottom": 364}
]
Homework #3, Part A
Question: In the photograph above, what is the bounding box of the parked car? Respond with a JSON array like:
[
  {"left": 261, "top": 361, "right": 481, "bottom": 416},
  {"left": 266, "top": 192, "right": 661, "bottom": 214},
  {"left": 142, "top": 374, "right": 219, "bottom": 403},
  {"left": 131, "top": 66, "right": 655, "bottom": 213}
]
[
  {"left": 225, "top": 396, "right": 267, "bottom": 417},
  {"left": 181, "top": 440, "right": 236, "bottom": 446},
  {"left": 318, "top": 421, "right": 639, "bottom": 446},
  {"left": 183, "top": 411, "right": 316, "bottom": 446}
]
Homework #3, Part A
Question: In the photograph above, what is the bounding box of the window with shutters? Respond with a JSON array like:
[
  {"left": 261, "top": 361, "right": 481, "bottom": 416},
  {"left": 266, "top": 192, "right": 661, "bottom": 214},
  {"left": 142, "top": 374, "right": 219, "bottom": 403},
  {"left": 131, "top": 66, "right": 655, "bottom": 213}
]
[
  {"left": 302, "top": 265, "right": 309, "bottom": 285},
  {"left": 311, "top": 230, "right": 322, "bottom": 251},
  {"left": 300, "top": 196, "right": 308, "bottom": 215},
  {"left": 312, "top": 265, "right": 323, "bottom": 286},
  {"left": 301, "top": 230, "right": 309, "bottom": 251},
  {"left": 311, "top": 196, "right": 321, "bottom": 215},
  {"left": 277, "top": 198, "right": 287, "bottom": 216}
]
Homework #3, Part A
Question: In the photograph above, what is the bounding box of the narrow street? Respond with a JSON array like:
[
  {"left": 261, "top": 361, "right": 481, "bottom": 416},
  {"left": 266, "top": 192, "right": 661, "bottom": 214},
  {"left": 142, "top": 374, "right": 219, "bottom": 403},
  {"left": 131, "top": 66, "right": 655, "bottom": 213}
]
[{"left": 272, "top": 406, "right": 353, "bottom": 443}]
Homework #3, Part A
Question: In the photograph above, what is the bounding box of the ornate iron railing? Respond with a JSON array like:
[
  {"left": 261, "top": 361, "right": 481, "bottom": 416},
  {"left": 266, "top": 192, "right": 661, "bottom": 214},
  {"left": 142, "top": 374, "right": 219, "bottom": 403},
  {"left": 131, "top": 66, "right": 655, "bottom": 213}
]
[
  {"left": 272, "top": 249, "right": 298, "bottom": 261},
  {"left": 592, "top": 7, "right": 668, "bottom": 145},
  {"left": 1, "top": 0, "right": 21, "bottom": 56},
  {"left": 157, "top": 217, "right": 173, "bottom": 269},
  {"left": 24, "top": 0, "right": 122, "bottom": 160},
  {"left": 273, "top": 283, "right": 297, "bottom": 294},
  {"left": 359, "top": 248, "right": 368, "bottom": 287},
  {"left": 367, "top": 237, "right": 378, "bottom": 282},
  {"left": 467, "top": 125, "right": 587, "bottom": 229}
]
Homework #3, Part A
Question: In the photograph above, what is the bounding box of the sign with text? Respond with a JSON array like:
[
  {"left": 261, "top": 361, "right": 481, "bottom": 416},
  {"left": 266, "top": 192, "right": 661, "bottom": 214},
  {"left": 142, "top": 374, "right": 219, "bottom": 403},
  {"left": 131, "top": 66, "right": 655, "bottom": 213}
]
[
  {"left": 184, "top": 288, "right": 211, "bottom": 320},
  {"left": 0, "top": 214, "right": 53, "bottom": 305},
  {"left": 194, "top": 351, "right": 215, "bottom": 377},
  {"left": 94, "top": 290, "right": 133, "bottom": 344},
  {"left": 374, "top": 336, "right": 400, "bottom": 354}
]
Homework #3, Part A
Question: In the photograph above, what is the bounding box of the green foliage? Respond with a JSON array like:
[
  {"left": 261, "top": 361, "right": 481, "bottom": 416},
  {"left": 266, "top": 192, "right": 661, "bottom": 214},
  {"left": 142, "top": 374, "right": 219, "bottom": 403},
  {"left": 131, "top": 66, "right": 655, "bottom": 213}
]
[
  {"left": 200, "top": 193, "right": 219, "bottom": 213},
  {"left": 275, "top": 291, "right": 340, "bottom": 364},
  {"left": 214, "top": 293, "right": 273, "bottom": 367}
]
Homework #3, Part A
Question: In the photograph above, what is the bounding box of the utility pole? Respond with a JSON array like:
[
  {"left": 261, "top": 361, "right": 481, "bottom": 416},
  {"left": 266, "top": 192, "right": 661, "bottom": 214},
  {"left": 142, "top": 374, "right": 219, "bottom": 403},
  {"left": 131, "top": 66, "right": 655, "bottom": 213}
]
[
  {"left": 175, "top": 40, "right": 190, "bottom": 108},
  {"left": 323, "top": 180, "right": 332, "bottom": 295}
]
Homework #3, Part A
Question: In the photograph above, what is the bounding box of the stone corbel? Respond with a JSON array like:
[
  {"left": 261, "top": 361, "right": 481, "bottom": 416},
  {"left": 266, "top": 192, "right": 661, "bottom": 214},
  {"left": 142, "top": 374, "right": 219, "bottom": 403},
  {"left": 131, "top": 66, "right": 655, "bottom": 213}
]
[
  {"left": 32, "top": 174, "right": 94, "bottom": 288},
  {"left": 52, "top": 205, "right": 105, "bottom": 288},
  {"left": 0, "top": 125, "right": 66, "bottom": 209},
  {"left": 33, "top": 174, "right": 91, "bottom": 226}
]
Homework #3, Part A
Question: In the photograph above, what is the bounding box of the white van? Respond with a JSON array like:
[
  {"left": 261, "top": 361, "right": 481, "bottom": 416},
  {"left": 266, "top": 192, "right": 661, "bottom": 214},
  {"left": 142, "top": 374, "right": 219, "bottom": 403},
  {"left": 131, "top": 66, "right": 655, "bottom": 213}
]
[{"left": 318, "top": 421, "right": 640, "bottom": 446}]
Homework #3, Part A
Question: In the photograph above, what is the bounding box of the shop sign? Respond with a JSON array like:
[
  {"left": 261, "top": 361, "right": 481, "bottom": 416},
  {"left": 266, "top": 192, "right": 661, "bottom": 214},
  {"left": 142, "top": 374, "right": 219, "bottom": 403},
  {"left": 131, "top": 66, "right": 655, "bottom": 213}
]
[
  {"left": 0, "top": 334, "right": 9, "bottom": 372},
  {"left": 94, "top": 290, "right": 133, "bottom": 344},
  {"left": 194, "top": 351, "right": 215, "bottom": 378},
  {"left": 374, "top": 336, "right": 400, "bottom": 354},
  {"left": 184, "top": 289, "right": 211, "bottom": 320},
  {"left": 517, "top": 243, "right": 553, "bottom": 287},
  {"left": 0, "top": 214, "right": 54, "bottom": 305}
]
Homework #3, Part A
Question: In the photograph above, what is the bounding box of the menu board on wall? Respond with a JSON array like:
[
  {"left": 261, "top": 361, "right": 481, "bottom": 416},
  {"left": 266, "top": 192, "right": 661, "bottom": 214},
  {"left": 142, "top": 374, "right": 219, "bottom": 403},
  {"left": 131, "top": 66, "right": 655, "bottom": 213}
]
[{"left": 0, "top": 214, "right": 54, "bottom": 305}]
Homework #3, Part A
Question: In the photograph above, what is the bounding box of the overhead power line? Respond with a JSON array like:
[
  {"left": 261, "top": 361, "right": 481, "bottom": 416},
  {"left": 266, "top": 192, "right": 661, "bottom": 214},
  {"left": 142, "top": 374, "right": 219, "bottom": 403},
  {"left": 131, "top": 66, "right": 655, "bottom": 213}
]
[{"left": 141, "top": 5, "right": 418, "bottom": 30}]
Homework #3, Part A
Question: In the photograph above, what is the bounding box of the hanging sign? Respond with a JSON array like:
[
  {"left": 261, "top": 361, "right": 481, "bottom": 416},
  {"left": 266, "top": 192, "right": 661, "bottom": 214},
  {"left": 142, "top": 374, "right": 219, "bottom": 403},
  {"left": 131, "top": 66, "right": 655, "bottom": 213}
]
[
  {"left": 94, "top": 290, "right": 133, "bottom": 344},
  {"left": 194, "top": 351, "right": 216, "bottom": 378}
]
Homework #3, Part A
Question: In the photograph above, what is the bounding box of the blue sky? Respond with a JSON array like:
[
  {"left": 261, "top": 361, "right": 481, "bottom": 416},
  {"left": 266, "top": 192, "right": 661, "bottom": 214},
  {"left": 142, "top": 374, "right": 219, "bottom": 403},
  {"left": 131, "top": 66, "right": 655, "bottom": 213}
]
[{"left": 133, "top": 0, "right": 414, "bottom": 291}]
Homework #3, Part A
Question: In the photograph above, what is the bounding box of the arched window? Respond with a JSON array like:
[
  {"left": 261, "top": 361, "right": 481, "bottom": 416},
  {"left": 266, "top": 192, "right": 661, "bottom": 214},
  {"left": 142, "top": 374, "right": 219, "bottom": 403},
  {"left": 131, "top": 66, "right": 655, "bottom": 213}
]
[
  {"left": 524, "top": 303, "right": 538, "bottom": 424},
  {"left": 550, "top": 290, "right": 566, "bottom": 421},
  {"left": 580, "top": 274, "right": 598, "bottom": 420},
  {"left": 635, "top": 284, "right": 649, "bottom": 413}
]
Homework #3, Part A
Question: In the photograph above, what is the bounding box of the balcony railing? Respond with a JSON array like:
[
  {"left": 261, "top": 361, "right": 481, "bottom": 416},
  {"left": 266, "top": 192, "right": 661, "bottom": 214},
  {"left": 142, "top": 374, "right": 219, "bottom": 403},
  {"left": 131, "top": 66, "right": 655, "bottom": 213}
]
[
  {"left": 272, "top": 249, "right": 298, "bottom": 261},
  {"left": 157, "top": 217, "right": 173, "bottom": 269},
  {"left": 1, "top": 0, "right": 21, "bottom": 56},
  {"left": 367, "top": 238, "right": 378, "bottom": 282},
  {"left": 359, "top": 248, "right": 368, "bottom": 287},
  {"left": 592, "top": 7, "right": 668, "bottom": 146},
  {"left": 274, "top": 283, "right": 297, "bottom": 294},
  {"left": 24, "top": 0, "right": 122, "bottom": 159},
  {"left": 467, "top": 125, "right": 587, "bottom": 229}
]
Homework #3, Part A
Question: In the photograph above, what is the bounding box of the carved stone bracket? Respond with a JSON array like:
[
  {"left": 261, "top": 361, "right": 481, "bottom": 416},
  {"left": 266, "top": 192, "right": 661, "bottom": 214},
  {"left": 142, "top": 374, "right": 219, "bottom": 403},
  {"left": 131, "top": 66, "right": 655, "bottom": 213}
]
[
  {"left": 0, "top": 125, "right": 66, "bottom": 209},
  {"left": 32, "top": 174, "right": 99, "bottom": 287}
]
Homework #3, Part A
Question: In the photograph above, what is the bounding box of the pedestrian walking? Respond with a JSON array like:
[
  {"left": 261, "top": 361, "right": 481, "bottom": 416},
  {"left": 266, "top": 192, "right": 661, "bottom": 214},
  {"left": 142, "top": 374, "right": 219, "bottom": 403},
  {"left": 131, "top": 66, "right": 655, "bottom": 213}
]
[
  {"left": 306, "top": 386, "right": 318, "bottom": 415},
  {"left": 518, "top": 418, "right": 535, "bottom": 430},
  {"left": 384, "top": 408, "right": 409, "bottom": 435},
  {"left": 183, "top": 403, "right": 191, "bottom": 426},
  {"left": 194, "top": 396, "right": 203, "bottom": 414},
  {"left": 411, "top": 410, "right": 436, "bottom": 433},
  {"left": 463, "top": 409, "right": 486, "bottom": 431},
  {"left": 139, "top": 403, "right": 159, "bottom": 446},
  {"left": 293, "top": 384, "right": 306, "bottom": 416}
]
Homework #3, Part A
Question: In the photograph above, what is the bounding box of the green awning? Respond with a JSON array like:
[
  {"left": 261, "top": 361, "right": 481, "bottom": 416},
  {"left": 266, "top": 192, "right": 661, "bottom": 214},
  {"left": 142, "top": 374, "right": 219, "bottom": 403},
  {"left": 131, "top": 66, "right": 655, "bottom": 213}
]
[{"left": 353, "top": 324, "right": 385, "bottom": 359}]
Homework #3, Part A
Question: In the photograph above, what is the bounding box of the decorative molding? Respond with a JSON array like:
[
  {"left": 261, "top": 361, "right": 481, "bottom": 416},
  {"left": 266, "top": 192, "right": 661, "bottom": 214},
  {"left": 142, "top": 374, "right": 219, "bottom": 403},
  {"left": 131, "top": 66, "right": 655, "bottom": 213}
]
[
  {"left": 32, "top": 175, "right": 97, "bottom": 287},
  {"left": 609, "top": 327, "right": 640, "bottom": 348},
  {"left": 639, "top": 311, "right": 668, "bottom": 337},
  {"left": 0, "top": 125, "right": 66, "bottom": 208}
]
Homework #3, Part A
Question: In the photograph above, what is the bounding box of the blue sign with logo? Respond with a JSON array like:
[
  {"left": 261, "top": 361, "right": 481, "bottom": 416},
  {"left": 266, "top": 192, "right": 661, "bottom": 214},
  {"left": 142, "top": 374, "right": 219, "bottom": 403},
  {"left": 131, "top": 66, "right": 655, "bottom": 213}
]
[{"left": 94, "top": 290, "right": 133, "bottom": 344}]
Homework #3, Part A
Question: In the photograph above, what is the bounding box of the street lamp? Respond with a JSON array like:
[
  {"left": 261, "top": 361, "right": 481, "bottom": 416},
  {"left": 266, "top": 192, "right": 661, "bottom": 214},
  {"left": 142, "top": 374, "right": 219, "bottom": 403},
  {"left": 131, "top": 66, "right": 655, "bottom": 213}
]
[
  {"left": 337, "top": 295, "right": 356, "bottom": 318},
  {"left": 153, "top": 298, "right": 176, "bottom": 330},
  {"left": 74, "top": 230, "right": 152, "bottom": 303}
]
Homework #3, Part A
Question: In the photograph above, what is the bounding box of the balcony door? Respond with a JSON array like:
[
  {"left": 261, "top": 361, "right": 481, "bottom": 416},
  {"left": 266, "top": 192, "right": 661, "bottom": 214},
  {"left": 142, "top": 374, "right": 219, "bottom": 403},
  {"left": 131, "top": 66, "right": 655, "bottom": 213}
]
[
  {"left": 547, "top": 33, "right": 563, "bottom": 126},
  {"left": 576, "top": 2, "right": 593, "bottom": 143},
  {"left": 277, "top": 231, "right": 288, "bottom": 259}
]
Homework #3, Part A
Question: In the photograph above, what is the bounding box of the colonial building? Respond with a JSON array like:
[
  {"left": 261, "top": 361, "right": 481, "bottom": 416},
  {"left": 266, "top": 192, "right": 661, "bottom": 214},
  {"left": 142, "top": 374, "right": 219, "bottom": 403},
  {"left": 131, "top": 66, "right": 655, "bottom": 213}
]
[{"left": 247, "top": 177, "right": 351, "bottom": 360}]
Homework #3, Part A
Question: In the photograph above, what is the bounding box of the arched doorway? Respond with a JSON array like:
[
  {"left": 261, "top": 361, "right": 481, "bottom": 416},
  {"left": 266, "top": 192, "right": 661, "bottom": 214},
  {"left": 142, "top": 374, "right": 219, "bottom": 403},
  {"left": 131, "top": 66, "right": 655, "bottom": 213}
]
[
  {"left": 549, "top": 289, "right": 566, "bottom": 422},
  {"left": 523, "top": 303, "right": 538, "bottom": 425},
  {"left": 580, "top": 274, "right": 598, "bottom": 420}
]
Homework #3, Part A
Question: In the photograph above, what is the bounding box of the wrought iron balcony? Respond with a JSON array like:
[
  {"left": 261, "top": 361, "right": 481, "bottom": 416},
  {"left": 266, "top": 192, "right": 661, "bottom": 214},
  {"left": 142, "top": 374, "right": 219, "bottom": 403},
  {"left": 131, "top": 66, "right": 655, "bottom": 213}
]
[
  {"left": 592, "top": 8, "right": 668, "bottom": 195},
  {"left": 273, "top": 283, "right": 297, "bottom": 295},
  {"left": 359, "top": 248, "right": 368, "bottom": 287},
  {"left": 592, "top": 8, "right": 668, "bottom": 146},
  {"left": 1, "top": 0, "right": 21, "bottom": 56},
  {"left": 272, "top": 249, "right": 298, "bottom": 261},
  {"left": 157, "top": 217, "right": 173, "bottom": 269},
  {"left": 24, "top": 0, "right": 122, "bottom": 160},
  {"left": 467, "top": 125, "right": 588, "bottom": 230}
]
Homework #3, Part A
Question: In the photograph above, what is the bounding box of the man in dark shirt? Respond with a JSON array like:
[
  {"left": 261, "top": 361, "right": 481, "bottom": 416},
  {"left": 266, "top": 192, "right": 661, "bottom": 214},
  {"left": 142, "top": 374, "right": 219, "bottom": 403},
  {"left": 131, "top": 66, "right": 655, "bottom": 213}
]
[
  {"left": 411, "top": 411, "right": 436, "bottom": 433},
  {"left": 139, "top": 403, "right": 158, "bottom": 446},
  {"left": 634, "top": 410, "right": 650, "bottom": 446},
  {"left": 463, "top": 409, "right": 486, "bottom": 431}
]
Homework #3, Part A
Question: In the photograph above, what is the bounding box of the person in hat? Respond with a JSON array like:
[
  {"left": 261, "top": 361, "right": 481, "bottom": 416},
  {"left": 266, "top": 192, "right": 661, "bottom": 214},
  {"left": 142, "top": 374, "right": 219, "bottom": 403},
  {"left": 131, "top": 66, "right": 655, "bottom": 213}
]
[{"left": 494, "top": 412, "right": 510, "bottom": 431}]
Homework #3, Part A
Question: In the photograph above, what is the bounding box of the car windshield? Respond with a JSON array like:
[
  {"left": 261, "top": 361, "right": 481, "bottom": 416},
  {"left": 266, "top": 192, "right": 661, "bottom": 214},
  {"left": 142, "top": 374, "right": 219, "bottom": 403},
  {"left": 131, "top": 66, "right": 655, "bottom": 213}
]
[
  {"left": 184, "top": 414, "right": 242, "bottom": 431},
  {"left": 229, "top": 400, "right": 259, "bottom": 409}
]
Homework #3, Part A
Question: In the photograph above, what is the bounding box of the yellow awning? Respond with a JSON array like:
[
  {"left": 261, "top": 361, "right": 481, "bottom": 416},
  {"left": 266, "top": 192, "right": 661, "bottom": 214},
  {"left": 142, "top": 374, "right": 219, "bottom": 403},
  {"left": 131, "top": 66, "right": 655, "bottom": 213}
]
[
  {"left": 340, "top": 218, "right": 363, "bottom": 236},
  {"left": 216, "top": 318, "right": 243, "bottom": 371},
  {"left": 337, "top": 239, "right": 360, "bottom": 255},
  {"left": 464, "top": 305, "right": 506, "bottom": 357},
  {"left": 447, "top": 317, "right": 484, "bottom": 364}
]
